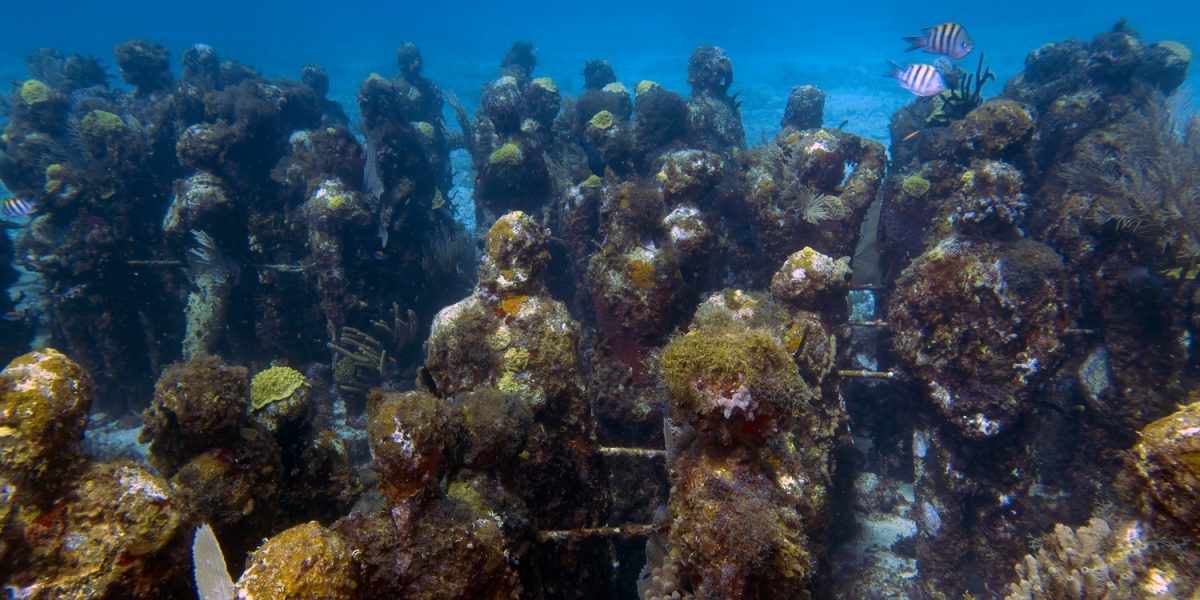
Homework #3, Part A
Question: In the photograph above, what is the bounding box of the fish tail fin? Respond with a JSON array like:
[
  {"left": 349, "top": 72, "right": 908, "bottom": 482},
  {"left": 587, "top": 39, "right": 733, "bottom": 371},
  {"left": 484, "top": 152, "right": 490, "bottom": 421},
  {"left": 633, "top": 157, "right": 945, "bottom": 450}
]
[
  {"left": 902, "top": 36, "right": 927, "bottom": 52},
  {"left": 884, "top": 61, "right": 903, "bottom": 78}
]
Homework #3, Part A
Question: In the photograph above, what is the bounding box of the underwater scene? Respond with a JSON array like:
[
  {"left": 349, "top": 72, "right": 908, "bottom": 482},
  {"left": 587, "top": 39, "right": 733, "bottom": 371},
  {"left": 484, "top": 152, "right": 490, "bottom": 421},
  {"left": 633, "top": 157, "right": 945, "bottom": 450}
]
[{"left": 2, "top": 1, "right": 1200, "bottom": 598}]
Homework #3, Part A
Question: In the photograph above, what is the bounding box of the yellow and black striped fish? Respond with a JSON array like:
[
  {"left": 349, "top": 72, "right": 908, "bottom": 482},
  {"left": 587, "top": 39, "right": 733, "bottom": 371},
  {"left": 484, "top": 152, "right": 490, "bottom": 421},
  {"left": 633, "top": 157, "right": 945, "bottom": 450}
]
[
  {"left": 2, "top": 196, "right": 37, "bottom": 218},
  {"left": 904, "top": 23, "right": 973, "bottom": 59},
  {"left": 887, "top": 62, "right": 948, "bottom": 97}
]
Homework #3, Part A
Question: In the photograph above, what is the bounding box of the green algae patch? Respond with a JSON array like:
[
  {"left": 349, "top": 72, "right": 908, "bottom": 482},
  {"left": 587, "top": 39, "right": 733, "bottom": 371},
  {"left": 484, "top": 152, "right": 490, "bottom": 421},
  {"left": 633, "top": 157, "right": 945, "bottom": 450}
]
[
  {"left": 901, "top": 174, "right": 931, "bottom": 198},
  {"left": 249, "top": 366, "right": 308, "bottom": 411},
  {"left": 19, "top": 80, "right": 52, "bottom": 105},
  {"left": 485, "top": 213, "right": 517, "bottom": 260},
  {"left": 1157, "top": 40, "right": 1192, "bottom": 64},
  {"left": 628, "top": 258, "right": 657, "bottom": 291},
  {"left": 80, "top": 110, "right": 126, "bottom": 138},
  {"left": 448, "top": 479, "right": 490, "bottom": 515},
  {"left": 325, "top": 189, "right": 352, "bottom": 210},
  {"left": 488, "top": 142, "right": 523, "bottom": 167},
  {"left": 502, "top": 346, "right": 530, "bottom": 372},
  {"left": 531, "top": 77, "right": 558, "bottom": 93},
  {"left": 589, "top": 110, "right": 616, "bottom": 130},
  {"left": 602, "top": 82, "right": 628, "bottom": 95},
  {"left": 661, "top": 325, "right": 801, "bottom": 421},
  {"left": 635, "top": 80, "right": 660, "bottom": 96}
]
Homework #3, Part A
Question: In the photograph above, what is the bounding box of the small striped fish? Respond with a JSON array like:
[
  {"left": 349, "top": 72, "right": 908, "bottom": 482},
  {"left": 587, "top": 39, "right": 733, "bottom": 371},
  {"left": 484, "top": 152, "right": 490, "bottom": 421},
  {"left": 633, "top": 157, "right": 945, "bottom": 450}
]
[
  {"left": 888, "top": 62, "right": 948, "bottom": 97},
  {"left": 904, "top": 23, "right": 973, "bottom": 59},
  {"left": 2, "top": 197, "right": 37, "bottom": 218}
]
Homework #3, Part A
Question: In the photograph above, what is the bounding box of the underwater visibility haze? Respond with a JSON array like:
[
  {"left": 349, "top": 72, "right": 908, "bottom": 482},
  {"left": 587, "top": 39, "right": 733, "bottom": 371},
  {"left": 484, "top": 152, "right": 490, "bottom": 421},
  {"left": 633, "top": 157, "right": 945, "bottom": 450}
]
[{"left": 2, "top": 1, "right": 1200, "bottom": 598}]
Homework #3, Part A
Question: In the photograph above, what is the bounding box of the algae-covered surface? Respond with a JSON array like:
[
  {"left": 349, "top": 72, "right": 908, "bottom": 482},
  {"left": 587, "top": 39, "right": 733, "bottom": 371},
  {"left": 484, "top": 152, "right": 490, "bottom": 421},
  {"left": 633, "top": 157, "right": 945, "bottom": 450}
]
[{"left": 2, "top": 5, "right": 1200, "bottom": 599}]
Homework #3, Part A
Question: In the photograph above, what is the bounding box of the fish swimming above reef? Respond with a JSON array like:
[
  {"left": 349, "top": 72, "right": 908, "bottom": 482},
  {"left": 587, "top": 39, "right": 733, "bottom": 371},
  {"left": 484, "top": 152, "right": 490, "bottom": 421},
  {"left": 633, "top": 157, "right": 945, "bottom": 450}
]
[
  {"left": 887, "top": 62, "right": 948, "bottom": 96},
  {"left": 904, "top": 22, "right": 973, "bottom": 59},
  {"left": 2, "top": 196, "right": 37, "bottom": 219}
]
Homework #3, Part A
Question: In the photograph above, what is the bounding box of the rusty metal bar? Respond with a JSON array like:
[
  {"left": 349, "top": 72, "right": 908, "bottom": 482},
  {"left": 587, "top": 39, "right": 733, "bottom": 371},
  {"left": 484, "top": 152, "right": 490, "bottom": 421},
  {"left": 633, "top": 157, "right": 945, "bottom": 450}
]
[
  {"left": 536, "top": 523, "right": 657, "bottom": 543},
  {"left": 127, "top": 259, "right": 183, "bottom": 266},
  {"left": 847, "top": 319, "right": 889, "bottom": 328},
  {"left": 837, "top": 369, "right": 896, "bottom": 379},
  {"left": 597, "top": 446, "right": 666, "bottom": 459},
  {"left": 124, "top": 260, "right": 302, "bottom": 272}
]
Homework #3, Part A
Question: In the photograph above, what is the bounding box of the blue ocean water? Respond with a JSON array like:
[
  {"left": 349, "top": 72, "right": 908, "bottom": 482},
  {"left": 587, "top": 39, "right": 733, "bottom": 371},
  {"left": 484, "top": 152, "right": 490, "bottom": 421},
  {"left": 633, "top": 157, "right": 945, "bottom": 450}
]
[{"left": 4, "top": 1, "right": 1198, "bottom": 143}]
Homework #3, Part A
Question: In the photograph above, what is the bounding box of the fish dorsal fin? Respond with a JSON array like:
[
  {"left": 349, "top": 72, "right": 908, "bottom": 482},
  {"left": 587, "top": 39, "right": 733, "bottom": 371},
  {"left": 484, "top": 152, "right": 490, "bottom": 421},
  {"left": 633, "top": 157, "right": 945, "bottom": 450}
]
[{"left": 193, "top": 523, "right": 236, "bottom": 600}]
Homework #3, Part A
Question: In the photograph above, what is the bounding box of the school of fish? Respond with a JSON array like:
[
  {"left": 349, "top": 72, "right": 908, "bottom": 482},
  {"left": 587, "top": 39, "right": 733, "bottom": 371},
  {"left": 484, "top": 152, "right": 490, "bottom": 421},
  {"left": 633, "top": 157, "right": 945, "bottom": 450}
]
[{"left": 889, "top": 22, "right": 973, "bottom": 96}]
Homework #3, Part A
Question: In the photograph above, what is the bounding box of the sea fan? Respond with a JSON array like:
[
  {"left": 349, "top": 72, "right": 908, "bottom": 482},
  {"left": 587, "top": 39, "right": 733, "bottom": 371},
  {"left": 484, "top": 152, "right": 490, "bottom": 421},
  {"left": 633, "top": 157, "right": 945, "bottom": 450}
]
[
  {"left": 1062, "top": 97, "right": 1200, "bottom": 262},
  {"left": 362, "top": 133, "right": 384, "bottom": 201},
  {"left": 192, "top": 523, "right": 235, "bottom": 600},
  {"left": 446, "top": 91, "right": 473, "bottom": 154},
  {"left": 26, "top": 48, "right": 66, "bottom": 88},
  {"left": 421, "top": 222, "right": 477, "bottom": 284}
]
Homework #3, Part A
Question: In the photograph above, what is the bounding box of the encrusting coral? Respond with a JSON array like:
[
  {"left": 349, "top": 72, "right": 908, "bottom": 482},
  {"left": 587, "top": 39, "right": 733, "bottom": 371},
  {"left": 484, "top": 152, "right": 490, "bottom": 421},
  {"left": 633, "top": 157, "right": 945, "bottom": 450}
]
[
  {"left": 234, "top": 521, "right": 357, "bottom": 600},
  {"left": 1, "top": 350, "right": 189, "bottom": 599},
  {"left": 249, "top": 365, "right": 313, "bottom": 434},
  {"left": 0, "top": 349, "right": 93, "bottom": 500},
  {"left": 249, "top": 365, "right": 309, "bottom": 411},
  {"left": 1129, "top": 397, "right": 1200, "bottom": 538}
]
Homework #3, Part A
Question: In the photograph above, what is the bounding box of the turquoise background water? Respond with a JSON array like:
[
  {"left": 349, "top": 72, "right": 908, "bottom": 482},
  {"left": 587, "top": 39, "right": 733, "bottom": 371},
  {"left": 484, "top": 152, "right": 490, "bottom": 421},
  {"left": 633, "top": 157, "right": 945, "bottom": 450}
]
[{"left": 4, "top": 1, "right": 1198, "bottom": 143}]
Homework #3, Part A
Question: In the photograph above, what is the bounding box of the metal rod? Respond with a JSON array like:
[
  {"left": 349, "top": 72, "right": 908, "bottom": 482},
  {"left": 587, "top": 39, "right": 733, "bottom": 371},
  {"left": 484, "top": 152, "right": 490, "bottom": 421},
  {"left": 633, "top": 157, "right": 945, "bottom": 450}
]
[
  {"left": 126, "top": 260, "right": 183, "bottom": 266},
  {"left": 124, "top": 260, "right": 303, "bottom": 272},
  {"left": 597, "top": 446, "right": 666, "bottom": 459},
  {"left": 837, "top": 369, "right": 896, "bottom": 379},
  {"left": 847, "top": 320, "right": 889, "bottom": 328},
  {"left": 261, "top": 264, "right": 305, "bottom": 273},
  {"left": 536, "top": 523, "right": 657, "bottom": 543}
]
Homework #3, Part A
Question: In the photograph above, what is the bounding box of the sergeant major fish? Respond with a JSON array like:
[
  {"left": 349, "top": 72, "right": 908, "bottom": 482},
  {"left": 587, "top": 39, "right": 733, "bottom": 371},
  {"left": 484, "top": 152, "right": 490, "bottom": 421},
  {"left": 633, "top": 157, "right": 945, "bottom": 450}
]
[
  {"left": 887, "top": 62, "right": 948, "bottom": 97},
  {"left": 2, "top": 197, "right": 37, "bottom": 219},
  {"left": 904, "top": 23, "right": 973, "bottom": 59}
]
